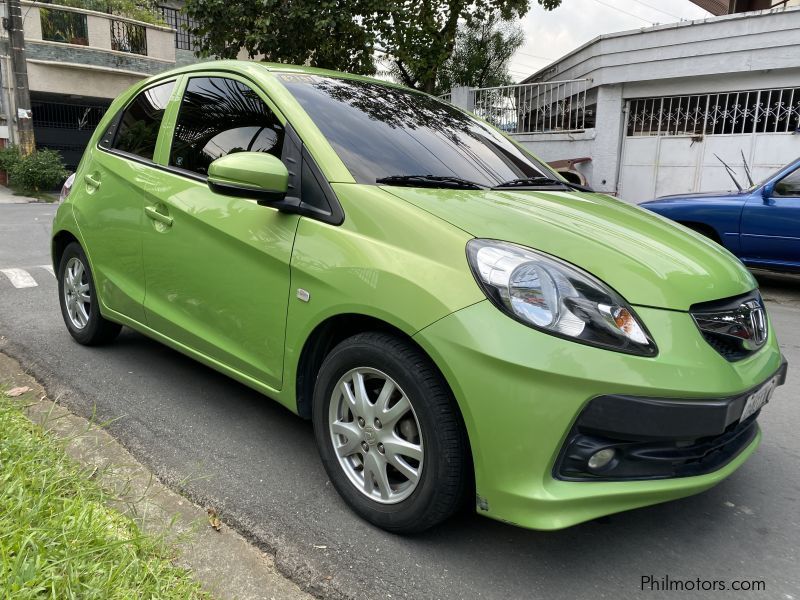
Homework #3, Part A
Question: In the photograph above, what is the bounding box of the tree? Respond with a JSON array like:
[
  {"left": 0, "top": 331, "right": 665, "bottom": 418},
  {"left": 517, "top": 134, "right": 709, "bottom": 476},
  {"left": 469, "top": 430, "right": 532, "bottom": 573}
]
[
  {"left": 183, "top": 1, "right": 562, "bottom": 92},
  {"left": 415, "top": 13, "right": 525, "bottom": 96},
  {"left": 182, "top": 0, "right": 377, "bottom": 75},
  {"left": 368, "top": 1, "right": 561, "bottom": 94}
]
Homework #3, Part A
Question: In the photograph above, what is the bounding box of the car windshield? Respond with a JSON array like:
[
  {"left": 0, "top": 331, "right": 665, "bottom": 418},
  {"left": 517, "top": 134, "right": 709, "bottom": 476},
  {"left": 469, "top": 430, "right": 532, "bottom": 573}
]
[
  {"left": 278, "top": 74, "right": 555, "bottom": 188},
  {"left": 750, "top": 157, "right": 800, "bottom": 191}
]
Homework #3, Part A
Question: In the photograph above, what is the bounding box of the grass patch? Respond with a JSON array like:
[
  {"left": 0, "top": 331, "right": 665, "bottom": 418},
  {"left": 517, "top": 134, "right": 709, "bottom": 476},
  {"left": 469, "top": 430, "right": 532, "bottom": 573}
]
[{"left": 0, "top": 391, "right": 211, "bottom": 599}]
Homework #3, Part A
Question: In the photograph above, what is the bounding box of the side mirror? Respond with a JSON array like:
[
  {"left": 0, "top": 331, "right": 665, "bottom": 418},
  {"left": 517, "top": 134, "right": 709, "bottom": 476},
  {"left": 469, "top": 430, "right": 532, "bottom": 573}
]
[
  {"left": 761, "top": 180, "right": 775, "bottom": 202},
  {"left": 207, "top": 152, "right": 288, "bottom": 204}
]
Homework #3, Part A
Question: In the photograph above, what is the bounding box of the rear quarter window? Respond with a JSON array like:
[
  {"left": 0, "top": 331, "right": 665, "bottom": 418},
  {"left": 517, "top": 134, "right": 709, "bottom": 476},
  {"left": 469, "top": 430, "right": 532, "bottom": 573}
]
[{"left": 105, "top": 80, "right": 175, "bottom": 161}]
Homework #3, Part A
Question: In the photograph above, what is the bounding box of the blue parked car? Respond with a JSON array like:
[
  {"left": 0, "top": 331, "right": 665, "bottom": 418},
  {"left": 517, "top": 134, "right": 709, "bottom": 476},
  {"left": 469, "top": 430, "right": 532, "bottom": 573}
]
[{"left": 642, "top": 157, "right": 800, "bottom": 273}]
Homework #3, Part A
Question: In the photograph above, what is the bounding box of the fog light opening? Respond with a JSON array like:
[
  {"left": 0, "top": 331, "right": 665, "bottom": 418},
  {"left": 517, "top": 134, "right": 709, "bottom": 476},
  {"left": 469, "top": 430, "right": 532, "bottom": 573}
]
[{"left": 587, "top": 448, "right": 616, "bottom": 471}]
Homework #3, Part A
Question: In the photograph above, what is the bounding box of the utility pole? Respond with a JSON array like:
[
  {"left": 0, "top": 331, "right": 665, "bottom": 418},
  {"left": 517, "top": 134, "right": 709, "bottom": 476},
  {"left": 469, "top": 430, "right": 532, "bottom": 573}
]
[{"left": 6, "top": 0, "right": 34, "bottom": 155}]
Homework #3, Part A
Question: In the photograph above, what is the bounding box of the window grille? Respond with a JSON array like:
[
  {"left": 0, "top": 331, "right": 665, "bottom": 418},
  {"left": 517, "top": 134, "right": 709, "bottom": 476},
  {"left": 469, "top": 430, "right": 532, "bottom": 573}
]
[
  {"left": 627, "top": 87, "right": 800, "bottom": 136},
  {"left": 158, "top": 5, "right": 200, "bottom": 50},
  {"left": 111, "top": 19, "right": 147, "bottom": 55}
]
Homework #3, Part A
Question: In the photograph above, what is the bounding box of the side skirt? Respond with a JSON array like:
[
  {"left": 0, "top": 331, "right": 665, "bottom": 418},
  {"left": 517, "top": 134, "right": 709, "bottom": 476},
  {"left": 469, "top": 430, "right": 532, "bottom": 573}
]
[{"left": 99, "top": 305, "right": 296, "bottom": 414}]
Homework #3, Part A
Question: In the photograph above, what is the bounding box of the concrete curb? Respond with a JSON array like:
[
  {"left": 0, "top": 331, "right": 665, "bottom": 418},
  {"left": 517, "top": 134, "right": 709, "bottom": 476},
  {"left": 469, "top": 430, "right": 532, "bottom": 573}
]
[
  {"left": 0, "top": 351, "right": 313, "bottom": 600},
  {"left": 0, "top": 184, "right": 39, "bottom": 204}
]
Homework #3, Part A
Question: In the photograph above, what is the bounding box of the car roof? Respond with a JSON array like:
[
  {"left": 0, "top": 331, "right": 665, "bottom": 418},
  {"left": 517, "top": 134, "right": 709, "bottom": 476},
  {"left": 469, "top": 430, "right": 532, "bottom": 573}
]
[{"left": 152, "top": 59, "right": 413, "bottom": 93}]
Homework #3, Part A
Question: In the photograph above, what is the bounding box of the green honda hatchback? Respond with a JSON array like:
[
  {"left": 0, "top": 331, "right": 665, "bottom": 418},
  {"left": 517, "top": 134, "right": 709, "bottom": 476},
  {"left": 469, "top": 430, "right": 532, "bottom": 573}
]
[{"left": 52, "top": 61, "right": 786, "bottom": 533}]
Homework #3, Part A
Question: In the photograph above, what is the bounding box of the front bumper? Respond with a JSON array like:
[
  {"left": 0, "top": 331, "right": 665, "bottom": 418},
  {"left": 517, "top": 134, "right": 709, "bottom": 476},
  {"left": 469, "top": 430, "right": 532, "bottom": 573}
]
[
  {"left": 556, "top": 359, "right": 787, "bottom": 481},
  {"left": 413, "top": 300, "right": 785, "bottom": 530}
]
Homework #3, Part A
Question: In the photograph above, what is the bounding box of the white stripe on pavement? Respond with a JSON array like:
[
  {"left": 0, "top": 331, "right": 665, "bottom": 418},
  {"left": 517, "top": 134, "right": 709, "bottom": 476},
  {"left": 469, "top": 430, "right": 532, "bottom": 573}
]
[
  {"left": 1, "top": 268, "right": 38, "bottom": 288},
  {"left": 39, "top": 264, "right": 55, "bottom": 277}
]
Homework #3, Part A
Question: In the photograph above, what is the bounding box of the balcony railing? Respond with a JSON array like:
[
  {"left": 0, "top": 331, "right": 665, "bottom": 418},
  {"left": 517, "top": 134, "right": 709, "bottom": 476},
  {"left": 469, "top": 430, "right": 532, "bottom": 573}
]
[
  {"left": 470, "top": 79, "right": 590, "bottom": 134},
  {"left": 111, "top": 19, "right": 148, "bottom": 55}
]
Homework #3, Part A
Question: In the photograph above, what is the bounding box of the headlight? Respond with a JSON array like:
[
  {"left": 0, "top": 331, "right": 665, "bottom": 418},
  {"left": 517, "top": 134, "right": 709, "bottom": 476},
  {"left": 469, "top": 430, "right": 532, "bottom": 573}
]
[{"left": 466, "top": 239, "right": 657, "bottom": 356}]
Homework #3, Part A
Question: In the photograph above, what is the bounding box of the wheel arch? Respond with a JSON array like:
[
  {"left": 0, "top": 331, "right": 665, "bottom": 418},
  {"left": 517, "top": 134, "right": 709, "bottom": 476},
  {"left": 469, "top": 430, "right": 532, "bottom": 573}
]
[
  {"left": 295, "top": 313, "right": 419, "bottom": 419},
  {"left": 678, "top": 220, "right": 723, "bottom": 244},
  {"left": 52, "top": 229, "right": 81, "bottom": 271}
]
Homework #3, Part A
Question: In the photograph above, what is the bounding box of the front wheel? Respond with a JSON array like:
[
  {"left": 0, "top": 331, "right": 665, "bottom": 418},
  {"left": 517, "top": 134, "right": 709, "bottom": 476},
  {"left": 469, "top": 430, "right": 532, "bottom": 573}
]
[
  {"left": 312, "top": 332, "right": 470, "bottom": 533},
  {"left": 57, "top": 242, "right": 121, "bottom": 345}
]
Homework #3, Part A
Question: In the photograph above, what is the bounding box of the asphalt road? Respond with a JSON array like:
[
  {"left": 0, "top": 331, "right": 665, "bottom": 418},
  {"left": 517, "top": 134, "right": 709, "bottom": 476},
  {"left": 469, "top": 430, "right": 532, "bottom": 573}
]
[{"left": 1, "top": 202, "right": 798, "bottom": 600}]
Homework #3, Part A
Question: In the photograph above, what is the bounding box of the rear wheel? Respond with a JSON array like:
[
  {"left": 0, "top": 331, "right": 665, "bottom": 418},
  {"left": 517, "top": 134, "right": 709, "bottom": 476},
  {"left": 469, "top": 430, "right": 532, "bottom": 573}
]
[
  {"left": 312, "top": 332, "right": 469, "bottom": 533},
  {"left": 58, "top": 242, "right": 121, "bottom": 345}
]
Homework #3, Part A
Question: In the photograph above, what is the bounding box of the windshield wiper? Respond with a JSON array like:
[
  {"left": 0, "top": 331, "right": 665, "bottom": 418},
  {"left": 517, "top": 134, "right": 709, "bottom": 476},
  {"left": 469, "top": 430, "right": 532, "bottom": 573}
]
[
  {"left": 376, "top": 175, "right": 487, "bottom": 190},
  {"left": 493, "top": 177, "right": 594, "bottom": 193}
]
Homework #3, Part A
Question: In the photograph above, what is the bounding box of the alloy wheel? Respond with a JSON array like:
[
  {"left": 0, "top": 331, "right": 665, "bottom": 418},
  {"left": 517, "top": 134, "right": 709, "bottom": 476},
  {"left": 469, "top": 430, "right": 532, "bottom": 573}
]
[
  {"left": 328, "top": 367, "right": 424, "bottom": 504},
  {"left": 63, "top": 257, "right": 91, "bottom": 330}
]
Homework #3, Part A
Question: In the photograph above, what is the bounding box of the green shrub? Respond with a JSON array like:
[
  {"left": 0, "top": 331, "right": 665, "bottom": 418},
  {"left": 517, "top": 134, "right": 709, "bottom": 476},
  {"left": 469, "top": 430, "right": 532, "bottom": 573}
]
[
  {"left": 8, "top": 149, "right": 69, "bottom": 194},
  {"left": 0, "top": 145, "right": 21, "bottom": 174}
]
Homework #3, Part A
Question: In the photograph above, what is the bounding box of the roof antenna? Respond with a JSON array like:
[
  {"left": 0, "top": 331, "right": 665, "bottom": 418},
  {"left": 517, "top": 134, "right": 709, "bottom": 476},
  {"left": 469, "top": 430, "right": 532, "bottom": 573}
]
[
  {"left": 740, "top": 150, "right": 754, "bottom": 187},
  {"left": 714, "top": 154, "right": 742, "bottom": 191}
]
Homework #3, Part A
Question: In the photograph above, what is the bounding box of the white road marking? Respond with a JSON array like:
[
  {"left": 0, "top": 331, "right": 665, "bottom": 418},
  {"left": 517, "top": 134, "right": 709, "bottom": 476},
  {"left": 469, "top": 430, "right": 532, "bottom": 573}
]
[
  {"left": 1, "top": 268, "right": 38, "bottom": 288},
  {"left": 39, "top": 264, "right": 55, "bottom": 277}
]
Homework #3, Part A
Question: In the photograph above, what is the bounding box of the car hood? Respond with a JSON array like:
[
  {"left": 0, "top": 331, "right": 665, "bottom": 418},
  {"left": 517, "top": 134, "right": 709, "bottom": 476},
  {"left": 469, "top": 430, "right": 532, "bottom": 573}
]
[
  {"left": 643, "top": 190, "right": 744, "bottom": 203},
  {"left": 380, "top": 186, "right": 756, "bottom": 311}
]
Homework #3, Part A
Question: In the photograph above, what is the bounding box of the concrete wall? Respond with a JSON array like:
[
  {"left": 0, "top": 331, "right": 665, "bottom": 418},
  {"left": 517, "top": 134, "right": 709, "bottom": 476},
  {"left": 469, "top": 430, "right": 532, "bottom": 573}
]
[
  {"left": 26, "top": 61, "right": 145, "bottom": 99},
  {"left": 525, "top": 6, "right": 800, "bottom": 87}
]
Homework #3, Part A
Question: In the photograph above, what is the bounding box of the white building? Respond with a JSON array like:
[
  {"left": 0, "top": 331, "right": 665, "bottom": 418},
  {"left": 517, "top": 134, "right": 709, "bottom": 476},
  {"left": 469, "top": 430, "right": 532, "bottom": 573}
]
[{"left": 456, "top": 5, "right": 800, "bottom": 203}]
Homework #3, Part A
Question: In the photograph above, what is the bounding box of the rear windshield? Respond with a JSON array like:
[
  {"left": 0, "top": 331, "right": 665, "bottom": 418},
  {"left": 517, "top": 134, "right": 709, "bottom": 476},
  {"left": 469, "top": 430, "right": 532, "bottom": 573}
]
[{"left": 279, "top": 74, "right": 553, "bottom": 187}]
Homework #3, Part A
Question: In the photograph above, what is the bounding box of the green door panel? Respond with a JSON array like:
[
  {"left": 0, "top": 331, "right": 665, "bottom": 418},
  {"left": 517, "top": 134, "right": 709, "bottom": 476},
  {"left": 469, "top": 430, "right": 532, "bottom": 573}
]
[
  {"left": 71, "top": 146, "right": 150, "bottom": 322},
  {"left": 141, "top": 171, "right": 299, "bottom": 389}
]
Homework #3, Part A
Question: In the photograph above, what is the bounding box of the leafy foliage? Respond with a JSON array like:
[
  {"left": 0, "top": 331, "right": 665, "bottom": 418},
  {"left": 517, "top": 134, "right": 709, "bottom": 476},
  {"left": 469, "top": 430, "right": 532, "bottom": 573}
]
[
  {"left": 7, "top": 149, "right": 69, "bottom": 194},
  {"left": 365, "top": 0, "right": 558, "bottom": 93},
  {"left": 0, "top": 145, "right": 22, "bottom": 174},
  {"left": 183, "top": 0, "right": 562, "bottom": 92},
  {"left": 432, "top": 14, "right": 525, "bottom": 95},
  {"left": 183, "top": 0, "right": 377, "bottom": 75},
  {"left": 49, "top": 0, "right": 165, "bottom": 25}
]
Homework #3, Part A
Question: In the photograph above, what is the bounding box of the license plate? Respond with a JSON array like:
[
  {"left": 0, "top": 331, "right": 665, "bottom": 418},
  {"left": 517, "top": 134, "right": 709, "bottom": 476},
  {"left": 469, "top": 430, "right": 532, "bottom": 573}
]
[{"left": 740, "top": 377, "right": 778, "bottom": 422}]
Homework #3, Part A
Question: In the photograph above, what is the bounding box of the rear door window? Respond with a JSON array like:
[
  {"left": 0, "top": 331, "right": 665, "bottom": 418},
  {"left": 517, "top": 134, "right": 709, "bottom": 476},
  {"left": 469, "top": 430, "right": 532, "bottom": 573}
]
[
  {"left": 110, "top": 80, "right": 175, "bottom": 161},
  {"left": 169, "top": 77, "right": 284, "bottom": 176}
]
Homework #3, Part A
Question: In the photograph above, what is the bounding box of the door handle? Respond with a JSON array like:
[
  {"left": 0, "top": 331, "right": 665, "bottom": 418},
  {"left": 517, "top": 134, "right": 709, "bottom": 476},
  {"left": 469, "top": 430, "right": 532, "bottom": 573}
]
[
  {"left": 145, "top": 206, "right": 173, "bottom": 227},
  {"left": 84, "top": 173, "right": 101, "bottom": 188}
]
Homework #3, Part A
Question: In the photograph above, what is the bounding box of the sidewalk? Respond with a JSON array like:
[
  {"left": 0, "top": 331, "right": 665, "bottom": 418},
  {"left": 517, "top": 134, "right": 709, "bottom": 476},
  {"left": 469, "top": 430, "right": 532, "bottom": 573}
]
[
  {"left": 0, "top": 184, "right": 39, "bottom": 204},
  {"left": 0, "top": 351, "right": 313, "bottom": 600}
]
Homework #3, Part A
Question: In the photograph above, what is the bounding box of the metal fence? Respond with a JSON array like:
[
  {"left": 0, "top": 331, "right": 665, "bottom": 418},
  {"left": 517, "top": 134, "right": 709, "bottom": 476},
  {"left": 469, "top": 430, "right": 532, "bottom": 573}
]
[
  {"left": 111, "top": 19, "right": 147, "bottom": 55},
  {"left": 158, "top": 5, "right": 200, "bottom": 50},
  {"left": 31, "top": 99, "right": 108, "bottom": 130},
  {"left": 470, "top": 79, "right": 590, "bottom": 134},
  {"left": 627, "top": 87, "right": 800, "bottom": 136}
]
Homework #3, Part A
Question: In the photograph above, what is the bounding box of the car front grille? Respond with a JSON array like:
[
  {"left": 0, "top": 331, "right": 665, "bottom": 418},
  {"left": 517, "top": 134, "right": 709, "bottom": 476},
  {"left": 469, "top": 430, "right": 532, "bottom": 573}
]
[{"left": 690, "top": 291, "right": 768, "bottom": 362}]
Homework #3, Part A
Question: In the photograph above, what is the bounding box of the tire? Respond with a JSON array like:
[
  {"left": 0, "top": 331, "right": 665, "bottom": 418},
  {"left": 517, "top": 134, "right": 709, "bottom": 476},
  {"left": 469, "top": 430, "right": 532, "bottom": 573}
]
[
  {"left": 312, "top": 331, "right": 470, "bottom": 533},
  {"left": 57, "top": 242, "right": 121, "bottom": 345}
]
